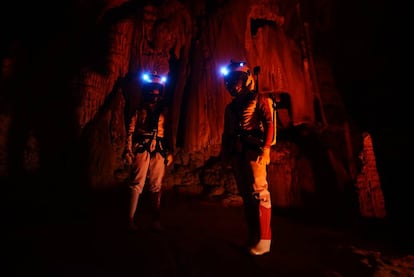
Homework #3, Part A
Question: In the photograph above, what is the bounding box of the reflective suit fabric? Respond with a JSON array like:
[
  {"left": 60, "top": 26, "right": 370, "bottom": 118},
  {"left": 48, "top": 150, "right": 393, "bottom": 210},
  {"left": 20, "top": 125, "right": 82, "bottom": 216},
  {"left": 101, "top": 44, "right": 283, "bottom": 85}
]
[
  {"left": 126, "top": 101, "right": 170, "bottom": 230},
  {"left": 131, "top": 151, "right": 165, "bottom": 194},
  {"left": 127, "top": 104, "right": 168, "bottom": 194},
  {"left": 222, "top": 91, "right": 273, "bottom": 246}
]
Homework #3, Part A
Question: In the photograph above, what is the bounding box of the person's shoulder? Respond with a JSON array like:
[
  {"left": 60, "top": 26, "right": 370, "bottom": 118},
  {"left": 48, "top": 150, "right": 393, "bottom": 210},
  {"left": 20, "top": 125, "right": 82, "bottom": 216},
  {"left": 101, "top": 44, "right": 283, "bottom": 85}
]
[{"left": 257, "top": 92, "right": 271, "bottom": 98}]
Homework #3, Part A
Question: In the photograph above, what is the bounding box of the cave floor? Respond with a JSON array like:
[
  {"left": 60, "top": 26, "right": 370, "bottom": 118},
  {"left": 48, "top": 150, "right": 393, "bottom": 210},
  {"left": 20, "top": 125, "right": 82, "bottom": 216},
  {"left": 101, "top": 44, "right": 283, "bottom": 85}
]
[{"left": 5, "top": 189, "right": 414, "bottom": 277}]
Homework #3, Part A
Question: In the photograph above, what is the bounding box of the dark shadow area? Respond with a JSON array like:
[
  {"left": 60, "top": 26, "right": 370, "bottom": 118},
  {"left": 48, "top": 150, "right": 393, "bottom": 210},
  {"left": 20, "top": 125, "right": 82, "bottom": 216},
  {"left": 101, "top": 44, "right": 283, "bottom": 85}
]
[
  {"left": 4, "top": 186, "right": 413, "bottom": 277},
  {"left": 276, "top": 124, "right": 359, "bottom": 227},
  {"left": 1, "top": 9, "right": 90, "bottom": 232},
  {"left": 331, "top": 0, "right": 411, "bottom": 244}
]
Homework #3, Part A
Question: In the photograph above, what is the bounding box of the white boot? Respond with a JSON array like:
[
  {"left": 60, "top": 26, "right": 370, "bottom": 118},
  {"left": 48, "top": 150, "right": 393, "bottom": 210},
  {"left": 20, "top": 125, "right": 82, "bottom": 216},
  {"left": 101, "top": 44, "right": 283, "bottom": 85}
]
[{"left": 249, "top": 239, "right": 271, "bottom": 255}]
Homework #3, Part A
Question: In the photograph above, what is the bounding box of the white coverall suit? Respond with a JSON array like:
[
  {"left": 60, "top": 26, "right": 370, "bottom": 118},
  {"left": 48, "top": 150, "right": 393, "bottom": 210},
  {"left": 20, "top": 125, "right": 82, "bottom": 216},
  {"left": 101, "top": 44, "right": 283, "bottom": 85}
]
[
  {"left": 126, "top": 98, "right": 171, "bottom": 231},
  {"left": 221, "top": 89, "right": 274, "bottom": 255}
]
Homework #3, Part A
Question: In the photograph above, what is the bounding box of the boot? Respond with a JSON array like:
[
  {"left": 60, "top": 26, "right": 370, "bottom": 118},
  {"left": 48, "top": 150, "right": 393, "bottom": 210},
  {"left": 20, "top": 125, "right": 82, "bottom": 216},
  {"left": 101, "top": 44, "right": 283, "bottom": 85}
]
[
  {"left": 129, "top": 187, "right": 140, "bottom": 231},
  {"left": 150, "top": 191, "right": 163, "bottom": 232},
  {"left": 249, "top": 239, "right": 271, "bottom": 255},
  {"left": 249, "top": 205, "right": 271, "bottom": 255}
]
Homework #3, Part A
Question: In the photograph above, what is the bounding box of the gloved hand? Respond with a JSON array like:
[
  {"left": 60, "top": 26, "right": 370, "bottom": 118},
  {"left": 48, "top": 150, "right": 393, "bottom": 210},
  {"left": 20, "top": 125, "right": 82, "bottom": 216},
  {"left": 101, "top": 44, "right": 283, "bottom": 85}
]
[
  {"left": 124, "top": 134, "right": 134, "bottom": 165},
  {"left": 256, "top": 147, "right": 270, "bottom": 166},
  {"left": 166, "top": 153, "right": 174, "bottom": 167},
  {"left": 123, "top": 148, "right": 134, "bottom": 165}
]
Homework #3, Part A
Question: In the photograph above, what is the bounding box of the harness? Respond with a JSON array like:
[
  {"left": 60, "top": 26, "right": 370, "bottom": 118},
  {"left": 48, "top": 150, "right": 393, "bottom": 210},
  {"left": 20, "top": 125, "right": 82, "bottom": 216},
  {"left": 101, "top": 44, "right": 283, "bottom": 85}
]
[
  {"left": 133, "top": 133, "right": 167, "bottom": 155},
  {"left": 131, "top": 110, "right": 169, "bottom": 161}
]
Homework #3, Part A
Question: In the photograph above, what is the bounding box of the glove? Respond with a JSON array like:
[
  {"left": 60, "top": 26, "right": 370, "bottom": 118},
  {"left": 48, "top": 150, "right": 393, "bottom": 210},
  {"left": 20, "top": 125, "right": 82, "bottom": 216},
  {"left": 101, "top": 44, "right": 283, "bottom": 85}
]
[
  {"left": 166, "top": 153, "right": 174, "bottom": 167},
  {"left": 256, "top": 147, "right": 270, "bottom": 166},
  {"left": 149, "top": 138, "right": 157, "bottom": 153},
  {"left": 123, "top": 147, "right": 134, "bottom": 165}
]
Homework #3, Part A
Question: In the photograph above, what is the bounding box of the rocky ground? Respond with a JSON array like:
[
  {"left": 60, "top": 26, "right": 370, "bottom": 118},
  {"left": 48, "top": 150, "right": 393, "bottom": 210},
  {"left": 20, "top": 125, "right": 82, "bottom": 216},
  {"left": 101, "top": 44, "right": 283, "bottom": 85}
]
[{"left": 4, "top": 189, "right": 414, "bottom": 277}]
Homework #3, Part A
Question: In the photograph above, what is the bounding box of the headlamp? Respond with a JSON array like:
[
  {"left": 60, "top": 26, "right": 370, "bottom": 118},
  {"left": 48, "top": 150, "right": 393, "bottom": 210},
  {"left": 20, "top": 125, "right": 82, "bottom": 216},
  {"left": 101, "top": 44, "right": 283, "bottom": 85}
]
[
  {"left": 141, "top": 73, "right": 167, "bottom": 85},
  {"left": 220, "top": 61, "right": 248, "bottom": 77}
]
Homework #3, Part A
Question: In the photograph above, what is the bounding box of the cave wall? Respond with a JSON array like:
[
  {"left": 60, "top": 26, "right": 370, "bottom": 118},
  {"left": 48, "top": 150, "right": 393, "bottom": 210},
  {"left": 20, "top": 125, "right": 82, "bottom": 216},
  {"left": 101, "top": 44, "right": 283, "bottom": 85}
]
[{"left": 0, "top": 0, "right": 390, "bottom": 219}]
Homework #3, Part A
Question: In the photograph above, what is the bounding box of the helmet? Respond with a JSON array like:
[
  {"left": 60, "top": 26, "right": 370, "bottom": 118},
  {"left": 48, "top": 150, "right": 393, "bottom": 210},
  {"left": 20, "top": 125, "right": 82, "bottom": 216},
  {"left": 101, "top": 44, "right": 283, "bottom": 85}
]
[
  {"left": 220, "top": 60, "right": 255, "bottom": 96},
  {"left": 140, "top": 72, "right": 167, "bottom": 103}
]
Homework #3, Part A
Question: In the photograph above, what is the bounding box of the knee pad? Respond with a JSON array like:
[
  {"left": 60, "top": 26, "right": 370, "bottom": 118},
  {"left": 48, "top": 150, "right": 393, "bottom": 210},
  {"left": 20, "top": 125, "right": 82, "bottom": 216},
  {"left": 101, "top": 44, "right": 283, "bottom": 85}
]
[{"left": 253, "top": 189, "right": 271, "bottom": 208}]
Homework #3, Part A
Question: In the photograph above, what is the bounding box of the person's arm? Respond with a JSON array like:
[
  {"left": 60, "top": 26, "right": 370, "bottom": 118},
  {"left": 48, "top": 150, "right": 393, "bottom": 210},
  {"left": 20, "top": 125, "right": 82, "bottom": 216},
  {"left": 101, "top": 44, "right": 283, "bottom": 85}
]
[
  {"left": 161, "top": 105, "right": 174, "bottom": 167},
  {"left": 123, "top": 111, "right": 137, "bottom": 164},
  {"left": 257, "top": 96, "right": 274, "bottom": 165},
  {"left": 127, "top": 111, "right": 138, "bottom": 151}
]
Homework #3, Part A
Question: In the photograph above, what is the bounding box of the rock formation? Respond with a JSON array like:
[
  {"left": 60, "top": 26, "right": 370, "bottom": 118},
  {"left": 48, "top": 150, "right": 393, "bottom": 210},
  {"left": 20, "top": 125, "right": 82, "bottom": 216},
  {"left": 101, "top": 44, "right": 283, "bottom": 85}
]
[{"left": 0, "top": 0, "right": 390, "bottom": 220}]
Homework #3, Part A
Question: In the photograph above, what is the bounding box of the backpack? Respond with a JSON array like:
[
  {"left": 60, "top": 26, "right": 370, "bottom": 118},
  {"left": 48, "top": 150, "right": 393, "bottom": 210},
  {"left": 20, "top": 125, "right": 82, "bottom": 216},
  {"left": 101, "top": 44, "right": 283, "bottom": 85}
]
[
  {"left": 253, "top": 66, "right": 277, "bottom": 146},
  {"left": 261, "top": 93, "right": 278, "bottom": 146}
]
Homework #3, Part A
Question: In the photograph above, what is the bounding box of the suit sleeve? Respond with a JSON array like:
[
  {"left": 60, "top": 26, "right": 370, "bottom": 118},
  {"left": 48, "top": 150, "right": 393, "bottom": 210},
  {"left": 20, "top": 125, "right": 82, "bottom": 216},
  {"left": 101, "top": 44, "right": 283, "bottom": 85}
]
[
  {"left": 258, "top": 95, "right": 274, "bottom": 149},
  {"left": 161, "top": 106, "right": 174, "bottom": 153},
  {"left": 126, "top": 111, "right": 137, "bottom": 150}
]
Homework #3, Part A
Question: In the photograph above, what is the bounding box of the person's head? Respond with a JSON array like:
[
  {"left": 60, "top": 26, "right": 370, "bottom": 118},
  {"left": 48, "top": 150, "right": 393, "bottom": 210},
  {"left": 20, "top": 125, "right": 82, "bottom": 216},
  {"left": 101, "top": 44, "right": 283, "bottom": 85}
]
[
  {"left": 140, "top": 72, "right": 167, "bottom": 104},
  {"left": 221, "top": 60, "right": 255, "bottom": 97}
]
